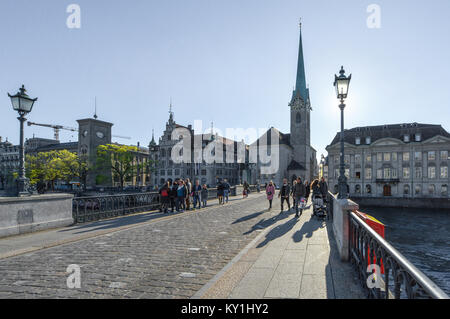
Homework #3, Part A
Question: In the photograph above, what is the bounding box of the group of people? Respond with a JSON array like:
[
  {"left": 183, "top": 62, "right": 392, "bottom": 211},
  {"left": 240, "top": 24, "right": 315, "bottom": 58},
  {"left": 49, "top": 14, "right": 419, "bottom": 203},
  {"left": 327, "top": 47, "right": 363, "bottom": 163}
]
[
  {"left": 266, "top": 177, "right": 328, "bottom": 218},
  {"left": 216, "top": 179, "right": 231, "bottom": 205},
  {"left": 158, "top": 178, "right": 209, "bottom": 214}
]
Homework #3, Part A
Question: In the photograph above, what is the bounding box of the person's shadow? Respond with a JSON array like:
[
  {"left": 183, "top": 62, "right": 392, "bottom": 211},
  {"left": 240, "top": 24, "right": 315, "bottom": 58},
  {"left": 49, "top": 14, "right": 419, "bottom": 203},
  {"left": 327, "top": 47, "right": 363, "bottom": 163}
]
[
  {"left": 292, "top": 217, "right": 326, "bottom": 243},
  {"left": 256, "top": 216, "right": 299, "bottom": 248}
]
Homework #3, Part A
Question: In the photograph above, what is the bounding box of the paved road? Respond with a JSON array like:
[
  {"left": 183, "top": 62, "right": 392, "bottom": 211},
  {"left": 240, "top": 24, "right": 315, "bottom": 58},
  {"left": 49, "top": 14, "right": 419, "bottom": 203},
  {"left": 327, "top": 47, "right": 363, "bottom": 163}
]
[{"left": 0, "top": 194, "right": 280, "bottom": 299}]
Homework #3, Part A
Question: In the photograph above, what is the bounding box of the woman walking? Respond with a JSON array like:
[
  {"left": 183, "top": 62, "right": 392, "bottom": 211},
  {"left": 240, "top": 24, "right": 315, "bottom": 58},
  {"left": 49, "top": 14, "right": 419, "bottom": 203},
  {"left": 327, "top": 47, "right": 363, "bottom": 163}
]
[
  {"left": 266, "top": 181, "right": 275, "bottom": 210},
  {"left": 304, "top": 180, "right": 311, "bottom": 204},
  {"left": 159, "top": 181, "right": 170, "bottom": 214}
]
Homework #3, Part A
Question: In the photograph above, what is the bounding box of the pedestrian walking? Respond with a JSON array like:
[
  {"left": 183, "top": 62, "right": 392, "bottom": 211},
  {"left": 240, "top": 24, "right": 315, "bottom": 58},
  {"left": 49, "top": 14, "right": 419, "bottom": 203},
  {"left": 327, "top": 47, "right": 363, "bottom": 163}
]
[
  {"left": 223, "top": 179, "right": 231, "bottom": 203},
  {"left": 293, "top": 177, "right": 306, "bottom": 218},
  {"left": 305, "top": 180, "right": 311, "bottom": 204},
  {"left": 185, "top": 178, "right": 192, "bottom": 211},
  {"left": 266, "top": 181, "right": 275, "bottom": 210},
  {"left": 159, "top": 181, "right": 170, "bottom": 213},
  {"left": 192, "top": 180, "right": 202, "bottom": 209},
  {"left": 170, "top": 180, "right": 178, "bottom": 213},
  {"left": 176, "top": 180, "right": 187, "bottom": 212},
  {"left": 217, "top": 180, "right": 224, "bottom": 205},
  {"left": 278, "top": 178, "right": 291, "bottom": 213},
  {"left": 319, "top": 177, "right": 328, "bottom": 200},
  {"left": 201, "top": 184, "right": 208, "bottom": 208}
]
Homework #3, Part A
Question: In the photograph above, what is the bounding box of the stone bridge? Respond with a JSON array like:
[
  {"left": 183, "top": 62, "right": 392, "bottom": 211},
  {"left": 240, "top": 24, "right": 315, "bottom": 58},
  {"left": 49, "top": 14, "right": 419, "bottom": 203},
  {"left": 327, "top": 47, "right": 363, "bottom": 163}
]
[{"left": 0, "top": 192, "right": 365, "bottom": 299}]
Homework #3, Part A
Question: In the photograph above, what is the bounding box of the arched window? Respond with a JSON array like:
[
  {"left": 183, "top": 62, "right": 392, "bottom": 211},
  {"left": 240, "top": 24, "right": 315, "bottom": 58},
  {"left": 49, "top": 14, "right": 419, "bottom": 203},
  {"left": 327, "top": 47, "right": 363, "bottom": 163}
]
[
  {"left": 404, "top": 184, "right": 410, "bottom": 195},
  {"left": 429, "top": 184, "right": 435, "bottom": 195},
  {"left": 296, "top": 113, "right": 301, "bottom": 124},
  {"left": 366, "top": 184, "right": 372, "bottom": 194},
  {"left": 355, "top": 185, "right": 361, "bottom": 194}
]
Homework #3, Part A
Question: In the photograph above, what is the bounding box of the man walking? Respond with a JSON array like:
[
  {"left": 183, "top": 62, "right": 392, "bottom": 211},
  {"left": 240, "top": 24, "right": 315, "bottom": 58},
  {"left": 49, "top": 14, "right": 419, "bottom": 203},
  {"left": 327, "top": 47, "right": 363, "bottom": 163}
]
[
  {"left": 319, "top": 177, "right": 328, "bottom": 199},
  {"left": 192, "top": 180, "right": 202, "bottom": 210},
  {"left": 293, "top": 177, "right": 306, "bottom": 218},
  {"left": 278, "top": 178, "right": 291, "bottom": 213},
  {"left": 223, "top": 179, "right": 231, "bottom": 204}
]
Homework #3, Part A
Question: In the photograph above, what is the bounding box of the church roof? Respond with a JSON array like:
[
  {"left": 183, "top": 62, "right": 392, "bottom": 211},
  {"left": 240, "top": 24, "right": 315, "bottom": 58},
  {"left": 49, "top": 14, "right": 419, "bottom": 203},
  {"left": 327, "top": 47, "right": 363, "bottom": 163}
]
[
  {"left": 327, "top": 123, "right": 450, "bottom": 147},
  {"left": 290, "top": 23, "right": 309, "bottom": 105},
  {"left": 252, "top": 127, "right": 292, "bottom": 148}
]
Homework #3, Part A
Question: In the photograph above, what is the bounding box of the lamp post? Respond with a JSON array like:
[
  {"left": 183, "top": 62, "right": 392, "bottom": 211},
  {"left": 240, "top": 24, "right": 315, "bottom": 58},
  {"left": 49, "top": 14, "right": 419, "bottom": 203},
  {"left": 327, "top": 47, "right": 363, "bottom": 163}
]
[
  {"left": 334, "top": 66, "right": 351, "bottom": 199},
  {"left": 8, "top": 85, "right": 37, "bottom": 196}
]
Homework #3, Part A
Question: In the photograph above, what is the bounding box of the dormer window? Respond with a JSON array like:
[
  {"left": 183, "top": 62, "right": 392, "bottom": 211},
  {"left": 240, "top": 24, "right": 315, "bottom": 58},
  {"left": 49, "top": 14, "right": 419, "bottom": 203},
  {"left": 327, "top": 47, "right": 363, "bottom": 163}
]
[
  {"left": 415, "top": 133, "right": 421, "bottom": 142},
  {"left": 404, "top": 135, "right": 410, "bottom": 142},
  {"left": 366, "top": 137, "right": 371, "bottom": 145},
  {"left": 355, "top": 137, "right": 361, "bottom": 145}
]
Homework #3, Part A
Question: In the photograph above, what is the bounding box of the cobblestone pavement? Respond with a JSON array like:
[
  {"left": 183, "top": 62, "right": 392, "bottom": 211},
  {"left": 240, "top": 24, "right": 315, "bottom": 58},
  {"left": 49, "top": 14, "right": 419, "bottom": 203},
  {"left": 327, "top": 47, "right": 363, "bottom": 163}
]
[{"left": 0, "top": 194, "right": 282, "bottom": 299}]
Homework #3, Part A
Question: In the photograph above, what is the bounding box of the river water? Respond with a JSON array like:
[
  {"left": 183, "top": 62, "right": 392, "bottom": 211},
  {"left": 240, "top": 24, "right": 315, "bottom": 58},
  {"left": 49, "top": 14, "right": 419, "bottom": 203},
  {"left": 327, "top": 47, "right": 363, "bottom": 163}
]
[{"left": 359, "top": 206, "right": 450, "bottom": 296}]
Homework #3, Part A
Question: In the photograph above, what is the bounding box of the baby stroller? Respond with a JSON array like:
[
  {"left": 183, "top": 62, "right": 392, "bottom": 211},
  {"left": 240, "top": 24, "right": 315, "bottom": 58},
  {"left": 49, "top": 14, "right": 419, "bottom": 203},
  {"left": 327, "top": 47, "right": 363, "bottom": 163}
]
[{"left": 311, "top": 193, "right": 327, "bottom": 220}]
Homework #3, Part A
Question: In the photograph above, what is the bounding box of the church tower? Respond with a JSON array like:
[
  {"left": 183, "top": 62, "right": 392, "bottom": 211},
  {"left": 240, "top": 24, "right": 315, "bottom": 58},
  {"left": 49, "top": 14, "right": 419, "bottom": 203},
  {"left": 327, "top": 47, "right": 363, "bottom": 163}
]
[{"left": 289, "top": 22, "right": 311, "bottom": 171}]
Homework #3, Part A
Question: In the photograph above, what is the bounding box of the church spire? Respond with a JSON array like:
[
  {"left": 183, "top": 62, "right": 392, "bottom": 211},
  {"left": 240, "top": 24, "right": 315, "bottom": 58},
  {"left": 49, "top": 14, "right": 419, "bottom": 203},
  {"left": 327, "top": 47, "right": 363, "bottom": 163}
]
[{"left": 291, "top": 20, "right": 308, "bottom": 104}]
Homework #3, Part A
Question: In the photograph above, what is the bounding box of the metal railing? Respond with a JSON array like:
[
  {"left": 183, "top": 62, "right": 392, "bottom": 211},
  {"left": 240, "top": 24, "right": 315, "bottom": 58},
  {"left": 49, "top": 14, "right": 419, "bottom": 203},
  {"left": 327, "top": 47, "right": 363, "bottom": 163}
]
[
  {"left": 348, "top": 211, "right": 449, "bottom": 299},
  {"left": 72, "top": 185, "right": 258, "bottom": 224},
  {"left": 72, "top": 192, "right": 160, "bottom": 224}
]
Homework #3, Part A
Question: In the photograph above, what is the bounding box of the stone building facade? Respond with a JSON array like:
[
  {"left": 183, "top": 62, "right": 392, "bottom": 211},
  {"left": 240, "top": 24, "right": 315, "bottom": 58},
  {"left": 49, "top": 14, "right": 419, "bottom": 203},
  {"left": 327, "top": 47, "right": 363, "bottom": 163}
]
[
  {"left": 149, "top": 110, "right": 249, "bottom": 188},
  {"left": 325, "top": 123, "right": 450, "bottom": 198}
]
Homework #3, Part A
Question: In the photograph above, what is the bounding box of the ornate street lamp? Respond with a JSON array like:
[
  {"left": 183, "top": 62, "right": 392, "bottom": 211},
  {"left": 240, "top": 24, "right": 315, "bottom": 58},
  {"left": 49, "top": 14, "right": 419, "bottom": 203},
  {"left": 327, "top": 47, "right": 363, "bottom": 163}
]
[
  {"left": 8, "top": 85, "right": 37, "bottom": 196},
  {"left": 334, "top": 67, "right": 351, "bottom": 199}
]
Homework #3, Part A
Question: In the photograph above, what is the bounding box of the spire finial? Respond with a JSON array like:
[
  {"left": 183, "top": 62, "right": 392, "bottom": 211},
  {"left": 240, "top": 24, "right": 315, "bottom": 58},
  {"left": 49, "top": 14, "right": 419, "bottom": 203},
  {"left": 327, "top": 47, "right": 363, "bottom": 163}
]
[
  {"left": 94, "top": 97, "right": 98, "bottom": 119},
  {"left": 299, "top": 18, "right": 302, "bottom": 28},
  {"left": 169, "top": 97, "right": 174, "bottom": 120}
]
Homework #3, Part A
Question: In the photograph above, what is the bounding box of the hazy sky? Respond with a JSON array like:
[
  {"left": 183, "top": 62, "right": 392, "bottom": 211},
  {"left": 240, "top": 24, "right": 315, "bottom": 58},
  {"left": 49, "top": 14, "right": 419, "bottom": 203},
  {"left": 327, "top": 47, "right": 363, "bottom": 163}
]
[{"left": 1, "top": 0, "right": 449, "bottom": 161}]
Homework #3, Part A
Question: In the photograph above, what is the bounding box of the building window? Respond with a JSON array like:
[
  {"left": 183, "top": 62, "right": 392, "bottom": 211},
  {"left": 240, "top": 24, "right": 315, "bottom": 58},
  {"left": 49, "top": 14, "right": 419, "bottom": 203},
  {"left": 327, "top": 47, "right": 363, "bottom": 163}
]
[
  {"left": 441, "top": 166, "right": 448, "bottom": 179},
  {"left": 404, "top": 185, "right": 410, "bottom": 195},
  {"left": 440, "top": 151, "right": 448, "bottom": 161},
  {"left": 296, "top": 113, "right": 301, "bottom": 124},
  {"left": 428, "top": 151, "right": 436, "bottom": 161},
  {"left": 415, "top": 133, "right": 421, "bottom": 142},
  {"left": 366, "top": 184, "right": 372, "bottom": 194},
  {"left": 403, "top": 167, "right": 410, "bottom": 179},
  {"left": 355, "top": 154, "right": 361, "bottom": 163},
  {"left": 175, "top": 169, "right": 180, "bottom": 176},
  {"left": 384, "top": 153, "right": 391, "bottom": 162},
  {"left": 366, "top": 137, "right": 371, "bottom": 145},
  {"left": 345, "top": 169, "right": 350, "bottom": 178},
  {"left": 355, "top": 185, "right": 361, "bottom": 194},
  {"left": 160, "top": 170, "right": 165, "bottom": 176},
  {"left": 442, "top": 185, "right": 448, "bottom": 197},
  {"left": 384, "top": 168, "right": 391, "bottom": 179},
  {"left": 377, "top": 153, "right": 382, "bottom": 162},
  {"left": 428, "top": 166, "right": 436, "bottom": 179},
  {"left": 429, "top": 184, "right": 435, "bottom": 195},
  {"left": 403, "top": 152, "right": 410, "bottom": 162},
  {"left": 415, "top": 167, "right": 422, "bottom": 178},
  {"left": 366, "top": 153, "right": 372, "bottom": 162},
  {"left": 356, "top": 171, "right": 361, "bottom": 179},
  {"left": 392, "top": 169, "right": 398, "bottom": 179},
  {"left": 334, "top": 156, "right": 339, "bottom": 165},
  {"left": 404, "top": 135, "right": 410, "bottom": 142},
  {"left": 414, "top": 152, "right": 422, "bottom": 161},
  {"left": 201, "top": 169, "right": 207, "bottom": 176},
  {"left": 377, "top": 169, "right": 383, "bottom": 179},
  {"left": 415, "top": 185, "right": 421, "bottom": 195},
  {"left": 392, "top": 152, "right": 397, "bottom": 161},
  {"left": 355, "top": 137, "right": 361, "bottom": 145},
  {"left": 365, "top": 168, "right": 372, "bottom": 179},
  {"left": 344, "top": 155, "right": 350, "bottom": 165},
  {"left": 167, "top": 170, "right": 172, "bottom": 176}
]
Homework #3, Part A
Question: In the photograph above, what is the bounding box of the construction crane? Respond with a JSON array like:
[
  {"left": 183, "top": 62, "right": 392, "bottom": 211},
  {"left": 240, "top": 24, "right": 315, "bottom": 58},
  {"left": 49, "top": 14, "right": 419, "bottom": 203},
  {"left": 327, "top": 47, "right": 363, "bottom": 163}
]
[{"left": 27, "top": 121, "right": 131, "bottom": 141}]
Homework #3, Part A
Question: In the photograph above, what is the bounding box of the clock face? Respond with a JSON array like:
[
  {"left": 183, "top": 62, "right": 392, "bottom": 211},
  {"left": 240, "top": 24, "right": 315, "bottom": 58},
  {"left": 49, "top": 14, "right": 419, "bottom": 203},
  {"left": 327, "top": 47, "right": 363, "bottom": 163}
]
[
  {"left": 96, "top": 131, "right": 104, "bottom": 139},
  {"left": 82, "top": 130, "right": 88, "bottom": 137}
]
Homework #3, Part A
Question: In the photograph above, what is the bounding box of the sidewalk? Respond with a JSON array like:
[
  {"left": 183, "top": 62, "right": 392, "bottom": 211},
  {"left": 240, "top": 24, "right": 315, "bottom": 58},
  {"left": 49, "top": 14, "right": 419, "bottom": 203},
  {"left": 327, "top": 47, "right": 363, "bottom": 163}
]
[{"left": 195, "top": 200, "right": 365, "bottom": 299}]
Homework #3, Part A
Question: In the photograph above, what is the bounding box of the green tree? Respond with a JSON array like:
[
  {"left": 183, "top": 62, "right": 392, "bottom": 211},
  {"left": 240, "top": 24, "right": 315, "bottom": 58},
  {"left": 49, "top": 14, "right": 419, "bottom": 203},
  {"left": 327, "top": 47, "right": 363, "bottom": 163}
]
[
  {"left": 96, "top": 144, "right": 139, "bottom": 190},
  {"left": 26, "top": 150, "right": 85, "bottom": 192}
]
